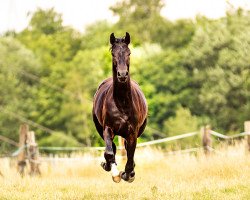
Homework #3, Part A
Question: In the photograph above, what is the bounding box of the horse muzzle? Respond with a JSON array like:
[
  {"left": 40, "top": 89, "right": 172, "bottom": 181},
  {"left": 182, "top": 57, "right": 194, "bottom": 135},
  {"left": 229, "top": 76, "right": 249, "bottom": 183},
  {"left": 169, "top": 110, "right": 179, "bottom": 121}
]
[{"left": 117, "top": 70, "right": 128, "bottom": 83}]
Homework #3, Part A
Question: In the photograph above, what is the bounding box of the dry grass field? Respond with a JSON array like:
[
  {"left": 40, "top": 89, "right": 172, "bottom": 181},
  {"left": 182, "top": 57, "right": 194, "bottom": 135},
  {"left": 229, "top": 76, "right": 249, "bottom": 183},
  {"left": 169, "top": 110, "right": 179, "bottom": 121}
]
[{"left": 0, "top": 143, "right": 250, "bottom": 200}]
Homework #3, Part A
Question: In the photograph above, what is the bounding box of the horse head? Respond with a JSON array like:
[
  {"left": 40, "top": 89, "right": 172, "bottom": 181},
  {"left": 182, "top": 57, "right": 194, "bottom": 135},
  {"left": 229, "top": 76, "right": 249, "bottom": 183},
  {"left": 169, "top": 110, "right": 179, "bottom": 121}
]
[{"left": 110, "top": 32, "right": 131, "bottom": 83}]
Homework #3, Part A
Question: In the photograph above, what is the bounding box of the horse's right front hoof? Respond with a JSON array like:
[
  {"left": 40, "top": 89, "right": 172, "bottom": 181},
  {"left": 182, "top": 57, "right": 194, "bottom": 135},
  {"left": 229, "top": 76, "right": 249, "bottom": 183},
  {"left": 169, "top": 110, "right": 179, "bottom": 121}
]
[
  {"left": 101, "top": 162, "right": 111, "bottom": 171},
  {"left": 121, "top": 171, "right": 135, "bottom": 183},
  {"left": 112, "top": 174, "right": 121, "bottom": 183}
]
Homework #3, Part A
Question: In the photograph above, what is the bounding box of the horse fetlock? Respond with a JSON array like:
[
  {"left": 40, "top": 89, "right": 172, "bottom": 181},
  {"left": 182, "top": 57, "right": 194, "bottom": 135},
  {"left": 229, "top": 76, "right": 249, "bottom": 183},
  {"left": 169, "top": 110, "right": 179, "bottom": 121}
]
[
  {"left": 125, "top": 163, "right": 135, "bottom": 173},
  {"left": 111, "top": 164, "right": 121, "bottom": 183},
  {"left": 111, "top": 163, "right": 119, "bottom": 176}
]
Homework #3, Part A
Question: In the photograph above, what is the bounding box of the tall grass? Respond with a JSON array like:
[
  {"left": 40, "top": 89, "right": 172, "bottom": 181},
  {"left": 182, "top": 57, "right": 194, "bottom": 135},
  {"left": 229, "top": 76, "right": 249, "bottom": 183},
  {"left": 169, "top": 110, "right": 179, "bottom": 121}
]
[{"left": 0, "top": 142, "right": 250, "bottom": 200}]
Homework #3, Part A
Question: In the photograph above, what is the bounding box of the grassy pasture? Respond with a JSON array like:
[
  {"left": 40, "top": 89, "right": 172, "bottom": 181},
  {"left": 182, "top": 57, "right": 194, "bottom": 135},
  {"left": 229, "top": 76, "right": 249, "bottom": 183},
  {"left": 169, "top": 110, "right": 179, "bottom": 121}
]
[{"left": 0, "top": 143, "right": 250, "bottom": 200}]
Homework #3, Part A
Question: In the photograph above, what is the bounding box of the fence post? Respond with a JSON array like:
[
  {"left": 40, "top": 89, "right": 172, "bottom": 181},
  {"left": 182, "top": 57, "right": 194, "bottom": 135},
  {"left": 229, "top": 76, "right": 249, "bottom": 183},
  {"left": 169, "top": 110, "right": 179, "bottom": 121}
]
[
  {"left": 17, "top": 124, "right": 29, "bottom": 176},
  {"left": 26, "top": 131, "right": 41, "bottom": 176},
  {"left": 118, "top": 136, "right": 126, "bottom": 158},
  {"left": 202, "top": 125, "right": 212, "bottom": 155},
  {"left": 244, "top": 121, "right": 250, "bottom": 152}
]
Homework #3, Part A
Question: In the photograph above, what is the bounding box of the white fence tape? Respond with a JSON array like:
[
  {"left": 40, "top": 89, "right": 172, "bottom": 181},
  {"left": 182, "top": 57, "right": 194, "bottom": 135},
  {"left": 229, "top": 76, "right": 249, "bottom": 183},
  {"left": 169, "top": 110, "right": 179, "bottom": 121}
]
[
  {"left": 39, "top": 146, "right": 104, "bottom": 151},
  {"left": 136, "top": 131, "right": 198, "bottom": 147},
  {"left": 5, "top": 130, "right": 250, "bottom": 158},
  {"left": 210, "top": 131, "right": 230, "bottom": 139},
  {"left": 210, "top": 131, "right": 250, "bottom": 139},
  {"left": 37, "top": 131, "right": 198, "bottom": 151},
  {"left": 37, "top": 130, "right": 249, "bottom": 151}
]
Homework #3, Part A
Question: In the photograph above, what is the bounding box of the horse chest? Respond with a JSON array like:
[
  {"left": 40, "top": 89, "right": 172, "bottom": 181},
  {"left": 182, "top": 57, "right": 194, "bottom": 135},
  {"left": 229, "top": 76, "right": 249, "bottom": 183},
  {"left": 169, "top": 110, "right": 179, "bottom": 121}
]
[{"left": 105, "top": 102, "right": 135, "bottom": 134}]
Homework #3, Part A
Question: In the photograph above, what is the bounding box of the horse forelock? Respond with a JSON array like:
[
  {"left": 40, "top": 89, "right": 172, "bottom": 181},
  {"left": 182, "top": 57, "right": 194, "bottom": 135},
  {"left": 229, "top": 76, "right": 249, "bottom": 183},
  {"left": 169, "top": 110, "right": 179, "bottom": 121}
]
[{"left": 110, "top": 38, "right": 129, "bottom": 52}]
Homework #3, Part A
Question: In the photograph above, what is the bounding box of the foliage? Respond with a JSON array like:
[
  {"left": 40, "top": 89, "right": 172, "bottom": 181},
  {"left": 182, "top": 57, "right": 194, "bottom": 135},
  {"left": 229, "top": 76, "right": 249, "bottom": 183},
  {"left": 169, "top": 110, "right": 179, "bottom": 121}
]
[
  {"left": 0, "top": 37, "right": 40, "bottom": 151},
  {"left": 38, "top": 132, "right": 79, "bottom": 147},
  {"left": 0, "top": 4, "right": 249, "bottom": 150},
  {"left": 183, "top": 10, "right": 250, "bottom": 131},
  {"left": 163, "top": 106, "right": 200, "bottom": 136}
]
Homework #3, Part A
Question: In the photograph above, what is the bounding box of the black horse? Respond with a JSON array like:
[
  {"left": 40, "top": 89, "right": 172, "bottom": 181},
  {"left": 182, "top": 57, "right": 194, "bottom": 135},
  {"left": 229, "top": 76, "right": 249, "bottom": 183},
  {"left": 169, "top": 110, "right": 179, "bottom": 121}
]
[{"left": 92, "top": 32, "right": 148, "bottom": 183}]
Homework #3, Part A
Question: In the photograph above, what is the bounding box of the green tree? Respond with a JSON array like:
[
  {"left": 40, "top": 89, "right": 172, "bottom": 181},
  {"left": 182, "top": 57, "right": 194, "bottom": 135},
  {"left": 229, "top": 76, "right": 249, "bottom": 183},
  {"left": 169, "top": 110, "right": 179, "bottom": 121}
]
[
  {"left": 183, "top": 10, "right": 250, "bottom": 132},
  {"left": 17, "top": 8, "right": 81, "bottom": 70},
  {"left": 0, "top": 37, "right": 40, "bottom": 151},
  {"left": 163, "top": 106, "right": 200, "bottom": 135},
  {"left": 81, "top": 21, "right": 114, "bottom": 50},
  {"left": 110, "top": 0, "right": 195, "bottom": 48},
  {"left": 110, "top": 0, "right": 166, "bottom": 45}
]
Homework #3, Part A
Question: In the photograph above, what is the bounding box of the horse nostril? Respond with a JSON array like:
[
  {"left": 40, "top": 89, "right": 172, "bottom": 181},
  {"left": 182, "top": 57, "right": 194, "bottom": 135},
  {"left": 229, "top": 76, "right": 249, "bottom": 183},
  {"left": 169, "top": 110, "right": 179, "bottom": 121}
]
[{"left": 117, "top": 70, "right": 128, "bottom": 78}]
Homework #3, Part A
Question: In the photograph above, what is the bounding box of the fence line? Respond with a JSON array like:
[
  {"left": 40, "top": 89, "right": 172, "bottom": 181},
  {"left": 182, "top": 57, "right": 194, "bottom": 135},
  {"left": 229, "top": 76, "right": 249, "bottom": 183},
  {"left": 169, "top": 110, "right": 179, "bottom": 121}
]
[
  {"left": 39, "top": 146, "right": 105, "bottom": 151},
  {"left": 13, "top": 130, "right": 249, "bottom": 153},
  {"left": 210, "top": 130, "right": 250, "bottom": 139},
  {"left": 210, "top": 131, "right": 230, "bottom": 139},
  {"left": 230, "top": 131, "right": 250, "bottom": 138},
  {"left": 136, "top": 131, "right": 198, "bottom": 147},
  {"left": 36, "top": 129, "right": 250, "bottom": 152},
  {"left": 37, "top": 131, "right": 199, "bottom": 151},
  {"left": 1, "top": 128, "right": 249, "bottom": 161}
]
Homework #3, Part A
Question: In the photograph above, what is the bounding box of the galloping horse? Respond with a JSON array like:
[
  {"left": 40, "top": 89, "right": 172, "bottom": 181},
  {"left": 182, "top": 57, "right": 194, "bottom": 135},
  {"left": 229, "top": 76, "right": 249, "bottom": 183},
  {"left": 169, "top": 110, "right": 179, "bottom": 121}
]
[{"left": 92, "top": 32, "right": 148, "bottom": 183}]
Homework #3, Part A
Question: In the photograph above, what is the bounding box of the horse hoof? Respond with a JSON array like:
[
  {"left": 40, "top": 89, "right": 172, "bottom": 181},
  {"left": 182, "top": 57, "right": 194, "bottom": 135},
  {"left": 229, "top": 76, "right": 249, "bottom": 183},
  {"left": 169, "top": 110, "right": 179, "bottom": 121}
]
[
  {"left": 127, "top": 175, "right": 135, "bottom": 183},
  {"left": 121, "top": 171, "right": 135, "bottom": 183},
  {"left": 112, "top": 175, "right": 121, "bottom": 183},
  {"left": 101, "top": 162, "right": 111, "bottom": 172}
]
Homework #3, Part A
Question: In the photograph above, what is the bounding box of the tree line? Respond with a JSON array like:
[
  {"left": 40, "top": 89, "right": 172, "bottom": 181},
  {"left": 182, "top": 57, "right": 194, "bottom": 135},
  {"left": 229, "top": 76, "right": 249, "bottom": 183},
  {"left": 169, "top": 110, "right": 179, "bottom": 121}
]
[{"left": 0, "top": 0, "right": 249, "bottom": 152}]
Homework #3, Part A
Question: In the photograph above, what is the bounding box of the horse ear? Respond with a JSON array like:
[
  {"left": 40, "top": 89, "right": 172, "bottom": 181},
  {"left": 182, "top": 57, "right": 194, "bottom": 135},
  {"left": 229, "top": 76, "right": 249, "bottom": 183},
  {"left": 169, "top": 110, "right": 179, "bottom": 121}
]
[
  {"left": 125, "top": 32, "right": 130, "bottom": 45},
  {"left": 110, "top": 33, "right": 116, "bottom": 45}
]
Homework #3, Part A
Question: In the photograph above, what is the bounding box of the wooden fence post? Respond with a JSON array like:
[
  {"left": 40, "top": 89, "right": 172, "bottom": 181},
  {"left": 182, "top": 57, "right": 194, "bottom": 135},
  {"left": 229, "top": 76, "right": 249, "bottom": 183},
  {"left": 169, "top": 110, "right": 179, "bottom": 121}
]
[
  {"left": 202, "top": 125, "right": 212, "bottom": 155},
  {"left": 17, "top": 124, "right": 29, "bottom": 176},
  {"left": 244, "top": 121, "right": 250, "bottom": 152},
  {"left": 118, "top": 136, "right": 126, "bottom": 158},
  {"left": 26, "top": 131, "right": 41, "bottom": 176}
]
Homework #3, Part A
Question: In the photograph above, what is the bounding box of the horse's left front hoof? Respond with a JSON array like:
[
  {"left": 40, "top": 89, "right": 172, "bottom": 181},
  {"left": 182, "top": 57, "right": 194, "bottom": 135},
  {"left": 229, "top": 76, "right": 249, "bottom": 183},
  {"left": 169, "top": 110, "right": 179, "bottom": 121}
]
[{"left": 121, "top": 171, "right": 135, "bottom": 183}]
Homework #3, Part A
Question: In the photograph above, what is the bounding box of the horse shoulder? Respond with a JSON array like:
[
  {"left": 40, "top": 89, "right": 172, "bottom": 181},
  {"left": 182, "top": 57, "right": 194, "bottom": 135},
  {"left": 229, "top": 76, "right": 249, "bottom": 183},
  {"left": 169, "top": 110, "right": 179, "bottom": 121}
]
[
  {"left": 93, "top": 77, "right": 113, "bottom": 124},
  {"left": 131, "top": 80, "right": 148, "bottom": 123},
  {"left": 131, "top": 80, "right": 147, "bottom": 106}
]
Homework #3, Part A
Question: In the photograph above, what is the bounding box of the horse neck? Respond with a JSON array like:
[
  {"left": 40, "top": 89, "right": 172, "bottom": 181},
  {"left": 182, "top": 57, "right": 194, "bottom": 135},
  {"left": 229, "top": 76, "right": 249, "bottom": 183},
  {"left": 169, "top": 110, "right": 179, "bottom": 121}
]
[{"left": 113, "top": 70, "right": 132, "bottom": 104}]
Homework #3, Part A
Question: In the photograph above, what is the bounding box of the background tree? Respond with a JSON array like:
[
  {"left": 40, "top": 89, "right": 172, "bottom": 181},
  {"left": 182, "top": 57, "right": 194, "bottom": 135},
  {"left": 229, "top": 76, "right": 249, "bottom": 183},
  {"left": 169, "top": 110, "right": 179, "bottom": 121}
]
[{"left": 0, "top": 5, "right": 249, "bottom": 152}]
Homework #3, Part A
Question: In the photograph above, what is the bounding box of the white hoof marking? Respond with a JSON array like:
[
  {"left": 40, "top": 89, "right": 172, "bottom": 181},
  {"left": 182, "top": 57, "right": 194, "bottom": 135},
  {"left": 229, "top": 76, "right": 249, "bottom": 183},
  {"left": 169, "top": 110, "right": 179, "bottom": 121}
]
[{"left": 111, "top": 163, "right": 119, "bottom": 177}]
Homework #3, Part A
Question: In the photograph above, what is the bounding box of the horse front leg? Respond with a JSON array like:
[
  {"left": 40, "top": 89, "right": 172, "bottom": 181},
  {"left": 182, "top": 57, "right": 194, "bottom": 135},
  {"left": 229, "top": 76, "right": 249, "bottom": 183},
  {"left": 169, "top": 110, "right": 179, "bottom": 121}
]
[
  {"left": 101, "top": 126, "right": 121, "bottom": 183},
  {"left": 121, "top": 135, "right": 136, "bottom": 183}
]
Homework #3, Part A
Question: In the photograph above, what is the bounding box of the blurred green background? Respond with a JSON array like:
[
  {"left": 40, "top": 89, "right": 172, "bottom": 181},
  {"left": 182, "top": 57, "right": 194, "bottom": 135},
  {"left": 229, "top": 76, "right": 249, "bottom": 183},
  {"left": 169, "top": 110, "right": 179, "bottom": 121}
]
[{"left": 0, "top": 0, "right": 249, "bottom": 153}]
